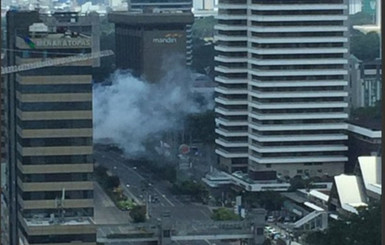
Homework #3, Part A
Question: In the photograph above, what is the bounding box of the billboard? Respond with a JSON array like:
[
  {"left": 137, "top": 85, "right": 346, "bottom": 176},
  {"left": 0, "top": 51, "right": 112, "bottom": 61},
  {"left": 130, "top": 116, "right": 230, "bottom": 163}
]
[{"left": 142, "top": 30, "right": 187, "bottom": 82}]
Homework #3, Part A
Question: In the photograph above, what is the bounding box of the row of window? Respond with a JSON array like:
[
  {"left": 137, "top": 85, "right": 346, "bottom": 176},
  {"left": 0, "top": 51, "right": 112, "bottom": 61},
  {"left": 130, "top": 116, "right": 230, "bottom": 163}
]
[
  {"left": 22, "top": 190, "right": 93, "bottom": 200},
  {"left": 19, "top": 172, "right": 92, "bottom": 183},
  {"left": 17, "top": 153, "right": 93, "bottom": 165},
  {"left": 16, "top": 83, "right": 92, "bottom": 94},
  {"left": 17, "top": 119, "right": 92, "bottom": 129},
  {"left": 17, "top": 136, "right": 92, "bottom": 147},
  {"left": 17, "top": 101, "right": 92, "bottom": 111}
]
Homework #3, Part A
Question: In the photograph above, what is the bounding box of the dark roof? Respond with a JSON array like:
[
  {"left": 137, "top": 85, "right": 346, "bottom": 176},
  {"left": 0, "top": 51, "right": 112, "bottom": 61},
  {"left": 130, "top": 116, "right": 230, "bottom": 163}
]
[{"left": 347, "top": 118, "right": 382, "bottom": 131}]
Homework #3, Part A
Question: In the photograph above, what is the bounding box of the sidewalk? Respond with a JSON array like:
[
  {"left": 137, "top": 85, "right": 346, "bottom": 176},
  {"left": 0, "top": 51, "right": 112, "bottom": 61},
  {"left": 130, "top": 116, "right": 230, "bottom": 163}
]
[{"left": 122, "top": 184, "right": 144, "bottom": 205}]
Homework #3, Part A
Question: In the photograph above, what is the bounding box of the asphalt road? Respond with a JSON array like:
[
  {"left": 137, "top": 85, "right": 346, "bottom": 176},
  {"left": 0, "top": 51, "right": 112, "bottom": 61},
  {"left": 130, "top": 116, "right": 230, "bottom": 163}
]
[
  {"left": 94, "top": 145, "right": 243, "bottom": 245},
  {"left": 93, "top": 146, "right": 214, "bottom": 220}
]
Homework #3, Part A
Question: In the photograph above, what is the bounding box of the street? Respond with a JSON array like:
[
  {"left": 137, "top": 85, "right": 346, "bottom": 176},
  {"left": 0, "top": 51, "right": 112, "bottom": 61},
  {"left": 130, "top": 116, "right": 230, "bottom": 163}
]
[{"left": 94, "top": 145, "right": 244, "bottom": 245}]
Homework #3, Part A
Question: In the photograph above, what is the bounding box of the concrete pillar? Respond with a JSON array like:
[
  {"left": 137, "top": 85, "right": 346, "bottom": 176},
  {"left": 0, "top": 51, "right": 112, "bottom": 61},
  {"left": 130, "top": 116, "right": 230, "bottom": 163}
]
[{"left": 159, "top": 212, "right": 173, "bottom": 245}]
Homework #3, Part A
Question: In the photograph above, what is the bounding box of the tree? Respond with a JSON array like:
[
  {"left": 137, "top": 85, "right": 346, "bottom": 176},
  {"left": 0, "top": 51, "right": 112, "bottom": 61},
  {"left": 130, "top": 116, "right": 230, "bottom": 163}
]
[
  {"left": 130, "top": 205, "right": 147, "bottom": 223},
  {"left": 172, "top": 180, "right": 209, "bottom": 202},
  {"left": 185, "top": 111, "right": 215, "bottom": 144},
  {"left": 349, "top": 11, "right": 374, "bottom": 26},
  {"left": 106, "top": 175, "right": 120, "bottom": 189},
  {"left": 350, "top": 31, "right": 380, "bottom": 61},
  {"left": 211, "top": 207, "right": 240, "bottom": 221},
  {"left": 304, "top": 202, "right": 381, "bottom": 245}
]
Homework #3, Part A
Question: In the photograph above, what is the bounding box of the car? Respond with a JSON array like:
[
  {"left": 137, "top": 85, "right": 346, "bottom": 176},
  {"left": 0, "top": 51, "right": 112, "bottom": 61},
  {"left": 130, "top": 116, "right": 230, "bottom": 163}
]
[
  {"left": 267, "top": 216, "right": 275, "bottom": 222},
  {"left": 126, "top": 184, "right": 130, "bottom": 188},
  {"left": 133, "top": 166, "right": 137, "bottom": 170}
]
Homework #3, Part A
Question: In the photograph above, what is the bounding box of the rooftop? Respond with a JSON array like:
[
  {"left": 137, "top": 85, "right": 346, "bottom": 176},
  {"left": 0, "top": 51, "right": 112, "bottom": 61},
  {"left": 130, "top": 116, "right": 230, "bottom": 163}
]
[
  {"left": 108, "top": 11, "right": 194, "bottom": 25},
  {"left": 358, "top": 156, "right": 382, "bottom": 195},
  {"left": 334, "top": 174, "right": 367, "bottom": 214},
  {"left": 347, "top": 118, "right": 381, "bottom": 131}
]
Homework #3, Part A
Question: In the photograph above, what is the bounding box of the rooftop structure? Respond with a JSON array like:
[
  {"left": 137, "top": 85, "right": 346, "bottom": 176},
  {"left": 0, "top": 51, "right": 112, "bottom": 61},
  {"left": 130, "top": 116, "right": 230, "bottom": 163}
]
[
  {"left": 332, "top": 174, "right": 367, "bottom": 214},
  {"left": 357, "top": 156, "right": 381, "bottom": 199}
]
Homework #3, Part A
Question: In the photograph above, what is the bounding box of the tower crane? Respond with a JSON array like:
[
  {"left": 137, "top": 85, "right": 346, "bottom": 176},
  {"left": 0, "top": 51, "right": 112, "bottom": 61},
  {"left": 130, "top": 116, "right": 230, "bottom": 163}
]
[{"left": 1, "top": 50, "right": 114, "bottom": 75}]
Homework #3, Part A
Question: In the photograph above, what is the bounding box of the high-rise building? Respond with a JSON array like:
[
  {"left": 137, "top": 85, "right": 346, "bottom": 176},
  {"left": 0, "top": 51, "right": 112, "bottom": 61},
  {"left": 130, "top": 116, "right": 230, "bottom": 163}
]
[
  {"left": 109, "top": 11, "right": 194, "bottom": 82},
  {"left": 214, "top": 0, "right": 349, "bottom": 179},
  {"left": 128, "top": 0, "right": 193, "bottom": 12},
  {"left": 3, "top": 11, "right": 96, "bottom": 245}
]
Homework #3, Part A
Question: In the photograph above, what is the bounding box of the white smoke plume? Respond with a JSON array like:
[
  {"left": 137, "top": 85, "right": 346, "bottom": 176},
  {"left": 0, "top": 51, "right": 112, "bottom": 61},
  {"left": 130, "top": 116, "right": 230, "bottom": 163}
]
[{"left": 93, "top": 60, "right": 213, "bottom": 156}]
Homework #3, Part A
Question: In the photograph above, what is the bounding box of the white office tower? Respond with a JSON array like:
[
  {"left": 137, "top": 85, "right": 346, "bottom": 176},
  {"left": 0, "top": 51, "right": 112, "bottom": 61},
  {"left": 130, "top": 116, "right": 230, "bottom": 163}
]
[{"left": 214, "top": 0, "right": 349, "bottom": 180}]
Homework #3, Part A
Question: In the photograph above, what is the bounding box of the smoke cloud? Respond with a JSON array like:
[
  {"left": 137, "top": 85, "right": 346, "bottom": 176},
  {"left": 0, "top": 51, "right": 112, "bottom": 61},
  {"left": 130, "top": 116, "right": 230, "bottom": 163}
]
[{"left": 93, "top": 60, "right": 213, "bottom": 156}]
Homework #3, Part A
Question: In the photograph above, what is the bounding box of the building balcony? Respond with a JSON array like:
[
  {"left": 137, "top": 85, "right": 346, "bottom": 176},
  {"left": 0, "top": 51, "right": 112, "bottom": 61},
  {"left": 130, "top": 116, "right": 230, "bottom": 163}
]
[
  {"left": 248, "top": 133, "right": 348, "bottom": 142},
  {"left": 248, "top": 68, "right": 347, "bottom": 77},
  {"left": 215, "top": 24, "right": 248, "bottom": 31},
  {"left": 215, "top": 55, "right": 248, "bottom": 63},
  {"left": 215, "top": 107, "right": 248, "bottom": 116},
  {"left": 216, "top": 138, "right": 248, "bottom": 147},
  {"left": 249, "top": 143, "right": 348, "bottom": 153},
  {"left": 215, "top": 97, "right": 248, "bottom": 105},
  {"left": 248, "top": 15, "right": 347, "bottom": 22},
  {"left": 249, "top": 36, "right": 348, "bottom": 44},
  {"left": 250, "top": 122, "right": 348, "bottom": 131},
  {"left": 215, "top": 117, "right": 248, "bottom": 126},
  {"left": 216, "top": 14, "right": 247, "bottom": 20},
  {"left": 249, "top": 111, "right": 348, "bottom": 120},
  {"left": 215, "top": 65, "right": 248, "bottom": 74},
  {"left": 249, "top": 90, "right": 348, "bottom": 98},
  {"left": 215, "top": 128, "right": 248, "bottom": 137},
  {"left": 215, "top": 148, "right": 248, "bottom": 158},
  {"left": 250, "top": 80, "right": 348, "bottom": 88},
  {"left": 249, "top": 101, "right": 348, "bottom": 109},
  {"left": 215, "top": 45, "right": 247, "bottom": 52},
  {"left": 215, "top": 76, "right": 248, "bottom": 84},
  {"left": 248, "top": 58, "right": 347, "bottom": 66},
  {"left": 249, "top": 154, "right": 348, "bottom": 164},
  {"left": 248, "top": 47, "right": 348, "bottom": 55},
  {"left": 249, "top": 26, "right": 347, "bottom": 33},
  {"left": 249, "top": 4, "right": 347, "bottom": 11},
  {"left": 215, "top": 86, "right": 248, "bottom": 94},
  {"left": 215, "top": 34, "right": 248, "bottom": 42}
]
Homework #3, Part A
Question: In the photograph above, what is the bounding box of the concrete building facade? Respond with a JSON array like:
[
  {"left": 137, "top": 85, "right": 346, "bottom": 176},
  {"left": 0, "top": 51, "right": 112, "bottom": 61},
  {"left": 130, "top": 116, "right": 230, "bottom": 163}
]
[
  {"left": 214, "top": 0, "right": 349, "bottom": 179},
  {"left": 109, "top": 11, "right": 194, "bottom": 82},
  {"left": 3, "top": 11, "right": 96, "bottom": 245}
]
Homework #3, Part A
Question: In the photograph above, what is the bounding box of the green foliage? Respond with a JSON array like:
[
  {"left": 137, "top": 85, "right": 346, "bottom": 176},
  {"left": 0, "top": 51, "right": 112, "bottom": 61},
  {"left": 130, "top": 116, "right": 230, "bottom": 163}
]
[
  {"left": 117, "top": 199, "right": 136, "bottom": 210},
  {"left": 211, "top": 207, "right": 240, "bottom": 221},
  {"left": 191, "top": 17, "right": 216, "bottom": 76},
  {"left": 244, "top": 191, "right": 284, "bottom": 211},
  {"left": 191, "top": 16, "right": 217, "bottom": 39},
  {"left": 351, "top": 100, "right": 381, "bottom": 120},
  {"left": 185, "top": 111, "right": 215, "bottom": 144},
  {"left": 349, "top": 11, "right": 374, "bottom": 26},
  {"left": 350, "top": 31, "right": 380, "bottom": 61},
  {"left": 304, "top": 202, "right": 381, "bottom": 245},
  {"left": 144, "top": 160, "right": 177, "bottom": 183},
  {"left": 172, "top": 180, "right": 209, "bottom": 202},
  {"left": 288, "top": 175, "right": 307, "bottom": 191},
  {"left": 106, "top": 175, "right": 121, "bottom": 189},
  {"left": 130, "top": 205, "right": 147, "bottom": 223}
]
